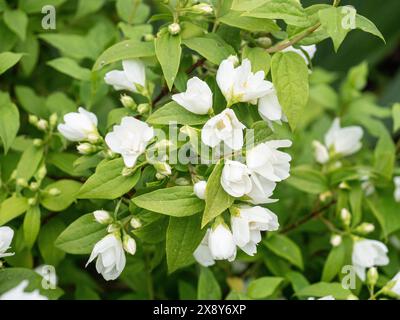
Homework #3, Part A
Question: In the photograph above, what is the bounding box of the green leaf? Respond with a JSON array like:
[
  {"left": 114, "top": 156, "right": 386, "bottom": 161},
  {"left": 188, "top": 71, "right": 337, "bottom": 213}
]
[
  {"left": 39, "top": 34, "right": 95, "bottom": 60},
  {"left": 16, "top": 32, "right": 40, "bottom": 76},
  {"left": 116, "top": 0, "right": 149, "bottom": 24},
  {"left": 15, "top": 86, "right": 48, "bottom": 118},
  {"left": 271, "top": 51, "right": 309, "bottom": 131},
  {"left": 321, "top": 244, "right": 346, "bottom": 282},
  {"left": 374, "top": 131, "right": 395, "bottom": 180},
  {"left": 55, "top": 213, "right": 108, "bottom": 254},
  {"left": 245, "top": 121, "right": 274, "bottom": 147},
  {"left": 182, "top": 34, "right": 235, "bottom": 65},
  {"left": 47, "top": 58, "right": 91, "bottom": 81},
  {"left": 197, "top": 267, "right": 221, "bottom": 300},
  {"left": 155, "top": 30, "right": 181, "bottom": 90},
  {"left": 231, "top": 0, "right": 268, "bottom": 12},
  {"left": 76, "top": 0, "right": 105, "bottom": 18},
  {"left": 41, "top": 180, "right": 82, "bottom": 212},
  {"left": 0, "top": 92, "right": 20, "bottom": 154},
  {"left": 38, "top": 218, "right": 66, "bottom": 266},
  {"left": 356, "top": 14, "right": 385, "bottom": 43},
  {"left": 166, "top": 214, "right": 206, "bottom": 273},
  {"left": 247, "top": 277, "right": 284, "bottom": 299},
  {"left": 46, "top": 92, "right": 76, "bottom": 116},
  {"left": 296, "top": 282, "right": 351, "bottom": 300},
  {"left": 16, "top": 145, "right": 44, "bottom": 181},
  {"left": 286, "top": 271, "right": 310, "bottom": 294},
  {"left": 23, "top": 206, "right": 41, "bottom": 249},
  {"left": 78, "top": 158, "right": 141, "bottom": 200},
  {"left": 47, "top": 152, "right": 90, "bottom": 177},
  {"left": 3, "top": 9, "right": 28, "bottom": 41},
  {"left": 19, "top": 0, "right": 67, "bottom": 13},
  {"left": 286, "top": 166, "right": 329, "bottom": 194},
  {"left": 147, "top": 101, "right": 209, "bottom": 126},
  {"left": 393, "top": 103, "right": 400, "bottom": 133},
  {"left": 0, "top": 52, "right": 24, "bottom": 75},
  {"left": 219, "top": 11, "right": 279, "bottom": 33},
  {"left": 133, "top": 186, "right": 204, "bottom": 217},
  {"left": 264, "top": 234, "right": 303, "bottom": 269},
  {"left": 0, "top": 196, "right": 28, "bottom": 226},
  {"left": 242, "top": 46, "right": 271, "bottom": 75},
  {"left": 93, "top": 40, "right": 154, "bottom": 71},
  {"left": 202, "top": 161, "right": 234, "bottom": 228}
]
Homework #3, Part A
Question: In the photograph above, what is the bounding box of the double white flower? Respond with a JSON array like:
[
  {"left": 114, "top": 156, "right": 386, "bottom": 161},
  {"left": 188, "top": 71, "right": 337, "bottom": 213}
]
[
  {"left": 231, "top": 206, "right": 279, "bottom": 256},
  {"left": 283, "top": 45, "right": 317, "bottom": 66},
  {"left": 58, "top": 107, "right": 99, "bottom": 142},
  {"left": 172, "top": 77, "right": 213, "bottom": 115},
  {"left": 86, "top": 233, "right": 126, "bottom": 281},
  {"left": 217, "top": 57, "right": 271, "bottom": 105},
  {"left": 0, "top": 280, "right": 48, "bottom": 300},
  {"left": 352, "top": 238, "right": 389, "bottom": 281},
  {"left": 104, "top": 59, "right": 146, "bottom": 93},
  {"left": 193, "top": 180, "right": 207, "bottom": 200},
  {"left": 0, "top": 226, "right": 14, "bottom": 258},
  {"left": 221, "top": 160, "right": 252, "bottom": 198},
  {"left": 105, "top": 116, "right": 154, "bottom": 168},
  {"left": 258, "top": 83, "right": 287, "bottom": 125},
  {"left": 313, "top": 118, "right": 363, "bottom": 164}
]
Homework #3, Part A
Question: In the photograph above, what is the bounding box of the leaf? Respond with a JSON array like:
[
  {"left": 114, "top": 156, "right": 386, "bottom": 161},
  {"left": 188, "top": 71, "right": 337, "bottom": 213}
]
[
  {"left": 17, "top": 32, "right": 40, "bottom": 76},
  {"left": 166, "top": 214, "right": 206, "bottom": 273},
  {"left": 321, "top": 244, "right": 346, "bottom": 282},
  {"left": 271, "top": 51, "right": 309, "bottom": 131},
  {"left": 219, "top": 11, "right": 279, "bottom": 33},
  {"left": 155, "top": 30, "right": 181, "bottom": 90},
  {"left": 0, "top": 92, "right": 20, "bottom": 154},
  {"left": 3, "top": 9, "right": 28, "bottom": 41},
  {"left": 264, "top": 234, "right": 303, "bottom": 270},
  {"left": 93, "top": 40, "right": 154, "bottom": 71},
  {"left": 147, "top": 101, "right": 209, "bottom": 126},
  {"left": 39, "top": 34, "right": 95, "bottom": 60},
  {"left": 356, "top": 14, "right": 385, "bottom": 43},
  {"left": 0, "top": 196, "right": 28, "bottom": 226},
  {"left": 47, "top": 57, "right": 91, "bottom": 81},
  {"left": 286, "top": 166, "right": 329, "bottom": 194},
  {"left": 373, "top": 130, "right": 395, "bottom": 180},
  {"left": 393, "top": 103, "right": 400, "bottom": 133},
  {"left": 296, "top": 282, "right": 351, "bottom": 300},
  {"left": 132, "top": 186, "right": 204, "bottom": 217},
  {"left": 116, "top": 0, "right": 149, "bottom": 24},
  {"left": 242, "top": 46, "right": 271, "bottom": 75},
  {"left": 41, "top": 180, "right": 82, "bottom": 212},
  {"left": 0, "top": 52, "right": 24, "bottom": 75},
  {"left": 19, "top": 0, "right": 67, "bottom": 13},
  {"left": 55, "top": 213, "right": 108, "bottom": 254},
  {"left": 183, "top": 34, "right": 235, "bottom": 65},
  {"left": 231, "top": 0, "right": 268, "bottom": 12},
  {"left": 197, "top": 267, "right": 221, "bottom": 300},
  {"left": 76, "top": 0, "right": 105, "bottom": 18},
  {"left": 286, "top": 271, "right": 310, "bottom": 294},
  {"left": 47, "top": 152, "right": 89, "bottom": 177},
  {"left": 78, "top": 158, "right": 141, "bottom": 200},
  {"left": 38, "top": 218, "right": 66, "bottom": 266},
  {"left": 202, "top": 161, "right": 234, "bottom": 228},
  {"left": 14, "top": 86, "right": 48, "bottom": 118},
  {"left": 247, "top": 277, "right": 284, "bottom": 299},
  {"left": 245, "top": 121, "right": 274, "bottom": 147},
  {"left": 23, "top": 206, "right": 41, "bottom": 249},
  {"left": 16, "top": 145, "right": 44, "bottom": 181}
]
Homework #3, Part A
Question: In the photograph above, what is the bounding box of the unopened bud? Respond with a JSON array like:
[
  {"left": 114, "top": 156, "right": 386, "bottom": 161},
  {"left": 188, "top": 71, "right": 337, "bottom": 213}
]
[
  {"left": 330, "top": 234, "right": 342, "bottom": 247},
  {"left": 367, "top": 267, "right": 378, "bottom": 286},
  {"left": 87, "top": 132, "right": 100, "bottom": 144},
  {"left": 340, "top": 208, "right": 351, "bottom": 226},
  {"left": 28, "top": 197, "right": 37, "bottom": 206},
  {"left": 107, "top": 223, "right": 120, "bottom": 233},
  {"left": 123, "top": 235, "right": 137, "bottom": 256},
  {"left": 154, "top": 162, "right": 172, "bottom": 177},
  {"left": 29, "top": 115, "right": 39, "bottom": 125},
  {"left": 122, "top": 167, "right": 135, "bottom": 177},
  {"left": 256, "top": 37, "right": 272, "bottom": 49},
  {"left": 355, "top": 222, "right": 375, "bottom": 235},
  {"left": 175, "top": 177, "right": 190, "bottom": 186},
  {"left": 77, "top": 143, "right": 96, "bottom": 155},
  {"left": 29, "top": 182, "right": 40, "bottom": 192},
  {"left": 339, "top": 181, "right": 350, "bottom": 190},
  {"left": 319, "top": 191, "right": 332, "bottom": 202},
  {"left": 16, "top": 178, "right": 28, "bottom": 188},
  {"left": 143, "top": 33, "right": 155, "bottom": 42},
  {"left": 130, "top": 217, "right": 142, "bottom": 229},
  {"left": 137, "top": 103, "right": 150, "bottom": 114},
  {"left": 192, "top": 3, "right": 213, "bottom": 14},
  {"left": 156, "top": 172, "right": 166, "bottom": 180},
  {"left": 93, "top": 210, "right": 112, "bottom": 225},
  {"left": 33, "top": 139, "right": 43, "bottom": 147},
  {"left": 120, "top": 94, "right": 136, "bottom": 109},
  {"left": 49, "top": 113, "right": 58, "bottom": 127},
  {"left": 37, "top": 166, "right": 47, "bottom": 180},
  {"left": 37, "top": 119, "right": 48, "bottom": 131},
  {"left": 48, "top": 188, "right": 61, "bottom": 196},
  {"left": 168, "top": 23, "right": 181, "bottom": 35}
]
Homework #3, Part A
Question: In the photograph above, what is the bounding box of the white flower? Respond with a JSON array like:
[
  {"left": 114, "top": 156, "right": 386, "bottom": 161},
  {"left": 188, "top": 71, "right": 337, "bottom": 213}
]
[
  {"left": 0, "top": 280, "right": 48, "bottom": 300},
  {"left": 221, "top": 160, "right": 252, "bottom": 198},
  {"left": 312, "top": 140, "right": 330, "bottom": 164},
  {"left": 172, "top": 77, "right": 213, "bottom": 115},
  {"left": 93, "top": 210, "right": 112, "bottom": 225},
  {"left": 57, "top": 107, "right": 99, "bottom": 142},
  {"left": 325, "top": 118, "right": 363, "bottom": 157},
  {"left": 86, "top": 233, "right": 126, "bottom": 281},
  {"left": 390, "top": 272, "right": 400, "bottom": 296},
  {"left": 104, "top": 59, "right": 146, "bottom": 93},
  {"left": 352, "top": 239, "right": 389, "bottom": 281},
  {"left": 283, "top": 45, "right": 317, "bottom": 65},
  {"left": 231, "top": 206, "right": 279, "bottom": 256},
  {"left": 105, "top": 116, "right": 154, "bottom": 168},
  {"left": 194, "top": 180, "right": 207, "bottom": 200},
  {"left": 208, "top": 223, "right": 236, "bottom": 261},
  {"left": 394, "top": 177, "right": 400, "bottom": 202},
  {"left": 246, "top": 140, "right": 292, "bottom": 182},
  {"left": 0, "top": 226, "right": 14, "bottom": 258},
  {"left": 35, "top": 265, "right": 58, "bottom": 288},
  {"left": 193, "top": 229, "right": 215, "bottom": 267},
  {"left": 247, "top": 174, "right": 277, "bottom": 204},
  {"left": 123, "top": 235, "right": 137, "bottom": 256},
  {"left": 258, "top": 83, "right": 287, "bottom": 124},
  {"left": 201, "top": 109, "right": 246, "bottom": 151},
  {"left": 217, "top": 58, "right": 271, "bottom": 105}
]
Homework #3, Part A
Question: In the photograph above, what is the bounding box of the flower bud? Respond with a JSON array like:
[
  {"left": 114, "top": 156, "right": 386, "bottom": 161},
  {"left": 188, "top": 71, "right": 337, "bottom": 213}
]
[
  {"left": 175, "top": 177, "right": 190, "bottom": 186},
  {"left": 367, "top": 267, "right": 378, "bottom": 286},
  {"left": 330, "top": 234, "right": 342, "bottom": 247},
  {"left": 340, "top": 208, "right": 351, "bottom": 226},
  {"left": 355, "top": 222, "right": 375, "bottom": 235},
  {"left": 155, "top": 173, "right": 166, "bottom": 180},
  {"left": 93, "top": 210, "right": 112, "bottom": 225},
  {"left": 192, "top": 3, "right": 213, "bottom": 14},
  {"left": 87, "top": 132, "right": 100, "bottom": 144},
  {"left": 194, "top": 180, "right": 206, "bottom": 200},
  {"left": 33, "top": 139, "right": 43, "bottom": 147},
  {"left": 28, "top": 197, "right": 37, "bottom": 206},
  {"left": 319, "top": 191, "right": 332, "bottom": 202},
  {"left": 48, "top": 188, "right": 61, "bottom": 196},
  {"left": 16, "top": 178, "right": 28, "bottom": 188},
  {"left": 107, "top": 223, "right": 120, "bottom": 233},
  {"left": 339, "top": 181, "right": 350, "bottom": 190},
  {"left": 256, "top": 37, "right": 272, "bottom": 49},
  {"left": 49, "top": 113, "right": 58, "bottom": 127},
  {"left": 130, "top": 217, "right": 142, "bottom": 229},
  {"left": 154, "top": 161, "right": 172, "bottom": 177},
  {"left": 120, "top": 94, "right": 136, "bottom": 109},
  {"left": 37, "top": 165, "right": 47, "bottom": 180},
  {"left": 29, "top": 115, "right": 39, "bottom": 125},
  {"left": 77, "top": 143, "right": 96, "bottom": 155},
  {"left": 143, "top": 33, "right": 155, "bottom": 42},
  {"left": 122, "top": 167, "right": 135, "bottom": 177},
  {"left": 123, "top": 235, "right": 137, "bottom": 255},
  {"left": 37, "top": 119, "right": 48, "bottom": 131},
  {"left": 168, "top": 23, "right": 181, "bottom": 35},
  {"left": 137, "top": 103, "right": 150, "bottom": 114},
  {"left": 29, "top": 181, "right": 40, "bottom": 192}
]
